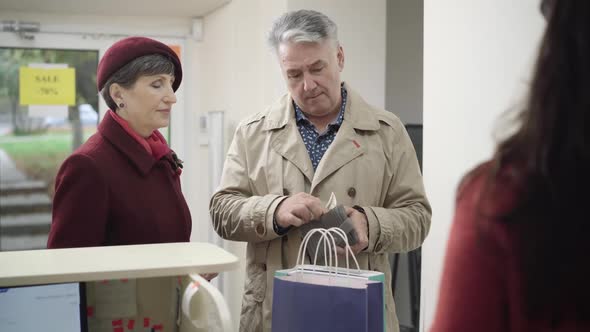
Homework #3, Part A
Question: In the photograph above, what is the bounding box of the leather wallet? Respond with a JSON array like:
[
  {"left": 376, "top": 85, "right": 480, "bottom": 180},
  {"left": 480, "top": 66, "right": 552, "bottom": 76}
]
[{"left": 299, "top": 204, "right": 358, "bottom": 264}]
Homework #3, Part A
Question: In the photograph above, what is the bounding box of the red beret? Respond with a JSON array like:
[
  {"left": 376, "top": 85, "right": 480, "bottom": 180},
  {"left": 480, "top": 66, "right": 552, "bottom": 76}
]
[{"left": 97, "top": 36, "right": 182, "bottom": 92}]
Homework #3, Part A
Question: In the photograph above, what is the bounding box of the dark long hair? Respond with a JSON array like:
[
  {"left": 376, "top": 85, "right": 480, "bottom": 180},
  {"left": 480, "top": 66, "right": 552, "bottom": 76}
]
[{"left": 487, "top": 0, "right": 589, "bottom": 324}]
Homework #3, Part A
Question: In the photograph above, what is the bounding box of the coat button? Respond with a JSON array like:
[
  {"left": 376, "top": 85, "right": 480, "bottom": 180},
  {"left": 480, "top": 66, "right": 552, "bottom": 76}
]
[
  {"left": 283, "top": 188, "right": 290, "bottom": 196},
  {"left": 347, "top": 187, "right": 356, "bottom": 198},
  {"left": 256, "top": 223, "right": 265, "bottom": 235}
]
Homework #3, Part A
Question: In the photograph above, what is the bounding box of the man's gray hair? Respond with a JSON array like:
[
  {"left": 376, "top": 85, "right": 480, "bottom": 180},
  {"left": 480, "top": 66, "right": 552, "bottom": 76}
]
[{"left": 268, "top": 10, "right": 339, "bottom": 51}]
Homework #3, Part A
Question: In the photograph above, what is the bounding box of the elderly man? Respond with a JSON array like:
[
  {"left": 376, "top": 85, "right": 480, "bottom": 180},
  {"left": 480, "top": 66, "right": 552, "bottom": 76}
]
[{"left": 210, "top": 9, "right": 431, "bottom": 332}]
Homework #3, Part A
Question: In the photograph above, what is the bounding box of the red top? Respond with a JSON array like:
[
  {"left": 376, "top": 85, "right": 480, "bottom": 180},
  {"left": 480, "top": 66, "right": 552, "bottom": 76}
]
[
  {"left": 47, "top": 111, "right": 191, "bottom": 248},
  {"left": 430, "top": 162, "right": 589, "bottom": 332}
]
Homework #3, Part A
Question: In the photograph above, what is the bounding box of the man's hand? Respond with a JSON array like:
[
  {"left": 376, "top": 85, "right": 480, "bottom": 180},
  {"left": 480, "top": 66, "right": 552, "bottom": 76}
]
[
  {"left": 336, "top": 207, "right": 369, "bottom": 255},
  {"left": 275, "top": 192, "right": 326, "bottom": 228}
]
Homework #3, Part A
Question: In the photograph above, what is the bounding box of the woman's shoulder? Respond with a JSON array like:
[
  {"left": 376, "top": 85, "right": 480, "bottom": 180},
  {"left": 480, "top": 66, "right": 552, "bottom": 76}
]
[
  {"left": 71, "top": 131, "right": 119, "bottom": 159},
  {"left": 452, "top": 160, "right": 524, "bottom": 257},
  {"left": 62, "top": 132, "right": 118, "bottom": 170},
  {"left": 457, "top": 160, "right": 523, "bottom": 217}
]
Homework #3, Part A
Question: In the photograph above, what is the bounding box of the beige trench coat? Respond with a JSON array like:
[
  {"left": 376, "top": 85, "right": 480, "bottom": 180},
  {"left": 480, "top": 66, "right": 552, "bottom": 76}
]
[{"left": 210, "top": 83, "right": 431, "bottom": 332}]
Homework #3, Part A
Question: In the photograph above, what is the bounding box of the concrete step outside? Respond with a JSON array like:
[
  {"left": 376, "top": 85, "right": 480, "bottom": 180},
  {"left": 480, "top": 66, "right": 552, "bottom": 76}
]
[
  {"left": 0, "top": 233, "right": 49, "bottom": 251},
  {"left": 0, "top": 212, "right": 52, "bottom": 236},
  {"left": 0, "top": 193, "right": 52, "bottom": 215},
  {"left": 0, "top": 180, "right": 48, "bottom": 196}
]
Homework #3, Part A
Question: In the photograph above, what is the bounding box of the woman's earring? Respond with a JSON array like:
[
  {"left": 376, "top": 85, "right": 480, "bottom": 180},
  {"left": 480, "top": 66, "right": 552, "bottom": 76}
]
[{"left": 118, "top": 102, "right": 125, "bottom": 108}]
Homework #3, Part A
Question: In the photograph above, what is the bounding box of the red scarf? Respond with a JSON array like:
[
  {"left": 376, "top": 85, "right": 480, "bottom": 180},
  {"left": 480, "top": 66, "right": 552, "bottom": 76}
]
[{"left": 110, "top": 110, "right": 172, "bottom": 162}]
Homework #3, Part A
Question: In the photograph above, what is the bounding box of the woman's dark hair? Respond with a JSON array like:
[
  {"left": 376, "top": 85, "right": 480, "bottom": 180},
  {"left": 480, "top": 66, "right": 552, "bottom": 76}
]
[
  {"left": 483, "top": 0, "right": 589, "bottom": 325},
  {"left": 540, "top": 0, "right": 554, "bottom": 18},
  {"left": 99, "top": 54, "right": 175, "bottom": 111}
]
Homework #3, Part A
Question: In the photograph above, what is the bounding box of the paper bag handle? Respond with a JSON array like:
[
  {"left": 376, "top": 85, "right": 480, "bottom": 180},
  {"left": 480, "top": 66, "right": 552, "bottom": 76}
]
[{"left": 296, "top": 227, "right": 360, "bottom": 275}]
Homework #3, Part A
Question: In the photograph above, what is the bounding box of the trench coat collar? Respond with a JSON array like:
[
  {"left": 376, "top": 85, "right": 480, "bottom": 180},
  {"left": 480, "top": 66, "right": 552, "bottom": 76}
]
[
  {"left": 263, "top": 82, "right": 381, "bottom": 132},
  {"left": 98, "top": 111, "right": 157, "bottom": 176},
  {"left": 265, "top": 82, "right": 381, "bottom": 187}
]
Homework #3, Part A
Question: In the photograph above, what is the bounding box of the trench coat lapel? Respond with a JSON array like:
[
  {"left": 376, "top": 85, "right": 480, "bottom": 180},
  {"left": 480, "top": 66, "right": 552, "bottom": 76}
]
[
  {"left": 310, "top": 120, "right": 365, "bottom": 192},
  {"left": 267, "top": 101, "right": 315, "bottom": 183},
  {"left": 266, "top": 84, "right": 379, "bottom": 190},
  {"left": 310, "top": 83, "right": 379, "bottom": 192}
]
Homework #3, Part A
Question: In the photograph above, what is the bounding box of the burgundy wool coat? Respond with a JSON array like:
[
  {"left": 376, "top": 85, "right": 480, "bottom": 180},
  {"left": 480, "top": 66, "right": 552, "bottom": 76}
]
[{"left": 47, "top": 111, "right": 192, "bottom": 248}]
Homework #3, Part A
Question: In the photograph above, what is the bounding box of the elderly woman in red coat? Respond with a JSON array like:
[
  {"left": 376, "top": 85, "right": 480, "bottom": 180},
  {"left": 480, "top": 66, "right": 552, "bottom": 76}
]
[{"left": 47, "top": 37, "right": 191, "bottom": 248}]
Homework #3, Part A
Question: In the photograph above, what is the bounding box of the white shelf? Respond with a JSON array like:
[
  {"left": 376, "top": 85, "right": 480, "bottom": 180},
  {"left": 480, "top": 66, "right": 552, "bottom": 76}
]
[{"left": 0, "top": 242, "right": 238, "bottom": 286}]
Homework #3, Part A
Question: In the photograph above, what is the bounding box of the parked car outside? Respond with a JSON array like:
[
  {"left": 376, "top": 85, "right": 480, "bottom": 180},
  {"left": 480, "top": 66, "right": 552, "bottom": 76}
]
[{"left": 43, "top": 104, "right": 98, "bottom": 127}]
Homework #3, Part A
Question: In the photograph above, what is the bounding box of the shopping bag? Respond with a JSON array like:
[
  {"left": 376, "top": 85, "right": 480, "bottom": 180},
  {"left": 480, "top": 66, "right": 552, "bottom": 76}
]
[
  {"left": 271, "top": 228, "right": 384, "bottom": 332},
  {"left": 272, "top": 273, "right": 383, "bottom": 332}
]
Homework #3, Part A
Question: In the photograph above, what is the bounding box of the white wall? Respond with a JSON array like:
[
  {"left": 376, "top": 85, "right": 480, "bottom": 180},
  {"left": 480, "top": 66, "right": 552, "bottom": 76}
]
[
  {"left": 420, "top": 0, "right": 545, "bottom": 330},
  {"left": 386, "top": 0, "right": 423, "bottom": 124}
]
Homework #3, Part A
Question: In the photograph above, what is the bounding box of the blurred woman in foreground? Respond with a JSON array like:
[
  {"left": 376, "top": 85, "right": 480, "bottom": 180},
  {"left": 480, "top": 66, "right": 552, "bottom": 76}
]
[{"left": 432, "top": 1, "right": 590, "bottom": 331}]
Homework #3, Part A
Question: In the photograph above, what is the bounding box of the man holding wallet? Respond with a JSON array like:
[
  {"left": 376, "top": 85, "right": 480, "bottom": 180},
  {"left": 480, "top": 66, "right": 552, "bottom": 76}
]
[{"left": 210, "top": 9, "right": 431, "bottom": 332}]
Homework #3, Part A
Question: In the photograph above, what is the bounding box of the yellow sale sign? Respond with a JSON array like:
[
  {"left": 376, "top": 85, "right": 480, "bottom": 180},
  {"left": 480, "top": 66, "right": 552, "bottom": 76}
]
[{"left": 19, "top": 67, "right": 76, "bottom": 105}]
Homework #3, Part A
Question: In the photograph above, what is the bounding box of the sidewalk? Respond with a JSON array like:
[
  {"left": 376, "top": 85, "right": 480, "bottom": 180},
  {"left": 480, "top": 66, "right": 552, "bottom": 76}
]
[
  {"left": 0, "top": 123, "right": 11, "bottom": 136},
  {"left": 0, "top": 148, "right": 27, "bottom": 183}
]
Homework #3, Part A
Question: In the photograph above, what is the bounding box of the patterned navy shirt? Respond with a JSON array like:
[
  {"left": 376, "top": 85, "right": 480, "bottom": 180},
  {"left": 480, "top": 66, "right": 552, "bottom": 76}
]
[{"left": 294, "top": 84, "right": 347, "bottom": 171}]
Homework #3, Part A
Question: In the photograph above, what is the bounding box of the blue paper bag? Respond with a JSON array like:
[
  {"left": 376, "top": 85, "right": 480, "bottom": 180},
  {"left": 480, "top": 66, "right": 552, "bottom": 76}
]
[{"left": 271, "top": 273, "right": 383, "bottom": 332}]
